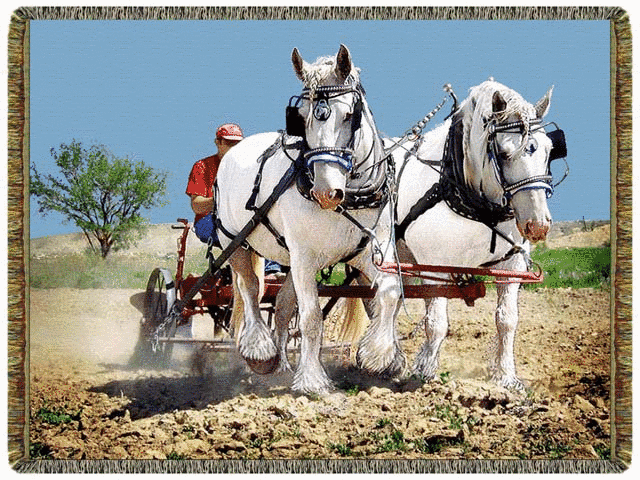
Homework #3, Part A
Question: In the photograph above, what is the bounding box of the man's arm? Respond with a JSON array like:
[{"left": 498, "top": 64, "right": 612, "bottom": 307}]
[{"left": 190, "top": 195, "right": 214, "bottom": 215}]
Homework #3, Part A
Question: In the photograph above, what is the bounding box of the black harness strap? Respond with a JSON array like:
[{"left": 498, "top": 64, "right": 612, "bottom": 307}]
[
  {"left": 394, "top": 115, "right": 515, "bottom": 253},
  {"left": 175, "top": 156, "right": 302, "bottom": 312},
  {"left": 395, "top": 182, "right": 442, "bottom": 241},
  {"left": 242, "top": 133, "right": 298, "bottom": 251},
  {"left": 245, "top": 134, "right": 284, "bottom": 212},
  {"left": 340, "top": 235, "right": 371, "bottom": 264}
]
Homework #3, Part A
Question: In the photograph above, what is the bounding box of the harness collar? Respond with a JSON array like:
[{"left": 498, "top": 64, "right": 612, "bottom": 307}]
[{"left": 440, "top": 114, "right": 515, "bottom": 226}]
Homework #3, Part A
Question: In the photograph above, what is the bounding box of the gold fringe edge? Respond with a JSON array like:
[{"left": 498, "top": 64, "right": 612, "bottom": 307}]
[
  {"left": 8, "top": 10, "right": 29, "bottom": 468},
  {"left": 11, "top": 5, "right": 627, "bottom": 21},
  {"left": 12, "top": 459, "right": 627, "bottom": 474},
  {"left": 610, "top": 9, "right": 633, "bottom": 469},
  {"left": 7, "top": 5, "right": 632, "bottom": 473}
]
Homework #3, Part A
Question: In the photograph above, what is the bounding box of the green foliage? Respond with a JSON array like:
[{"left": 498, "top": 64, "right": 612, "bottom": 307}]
[
  {"left": 31, "top": 140, "right": 168, "bottom": 258},
  {"left": 375, "top": 418, "right": 392, "bottom": 428},
  {"left": 166, "top": 451, "right": 186, "bottom": 460},
  {"left": 594, "top": 444, "right": 611, "bottom": 460},
  {"left": 434, "top": 404, "right": 464, "bottom": 430},
  {"left": 336, "top": 379, "right": 360, "bottom": 396},
  {"left": 35, "top": 406, "right": 80, "bottom": 425},
  {"left": 530, "top": 439, "right": 572, "bottom": 459},
  {"left": 29, "top": 442, "right": 53, "bottom": 459},
  {"left": 377, "top": 430, "right": 407, "bottom": 453},
  {"left": 526, "top": 246, "right": 611, "bottom": 289},
  {"left": 414, "top": 433, "right": 465, "bottom": 454},
  {"left": 328, "top": 442, "right": 353, "bottom": 456},
  {"left": 316, "top": 263, "right": 347, "bottom": 285}
]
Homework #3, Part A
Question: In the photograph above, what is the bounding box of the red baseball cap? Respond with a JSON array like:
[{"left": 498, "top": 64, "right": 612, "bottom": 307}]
[{"left": 216, "top": 123, "right": 244, "bottom": 141}]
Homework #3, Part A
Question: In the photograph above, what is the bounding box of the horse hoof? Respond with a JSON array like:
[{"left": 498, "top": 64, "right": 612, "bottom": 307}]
[
  {"left": 244, "top": 353, "right": 280, "bottom": 375},
  {"left": 356, "top": 345, "right": 406, "bottom": 378}
]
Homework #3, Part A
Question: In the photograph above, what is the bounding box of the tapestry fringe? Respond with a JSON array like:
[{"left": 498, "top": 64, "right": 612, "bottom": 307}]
[
  {"left": 11, "top": 5, "right": 627, "bottom": 21},
  {"left": 13, "top": 458, "right": 627, "bottom": 474},
  {"left": 7, "top": 5, "right": 632, "bottom": 474}
]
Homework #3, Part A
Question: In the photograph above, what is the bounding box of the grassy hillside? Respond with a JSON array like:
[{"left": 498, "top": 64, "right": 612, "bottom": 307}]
[
  {"left": 29, "top": 221, "right": 611, "bottom": 291},
  {"left": 526, "top": 245, "right": 611, "bottom": 289}
]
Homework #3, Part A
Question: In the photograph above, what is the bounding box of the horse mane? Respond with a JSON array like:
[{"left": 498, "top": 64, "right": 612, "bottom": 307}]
[
  {"left": 468, "top": 80, "right": 538, "bottom": 158},
  {"left": 456, "top": 79, "right": 539, "bottom": 191},
  {"left": 300, "top": 54, "right": 361, "bottom": 101}
]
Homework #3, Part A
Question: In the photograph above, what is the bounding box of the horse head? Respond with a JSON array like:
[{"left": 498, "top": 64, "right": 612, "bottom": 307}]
[
  {"left": 290, "top": 45, "right": 380, "bottom": 210},
  {"left": 461, "top": 80, "right": 560, "bottom": 242}
]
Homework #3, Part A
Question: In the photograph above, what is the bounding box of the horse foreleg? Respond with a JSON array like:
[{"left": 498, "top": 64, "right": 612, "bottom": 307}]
[
  {"left": 290, "top": 261, "right": 333, "bottom": 394},
  {"left": 230, "top": 249, "right": 278, "bottom": 374},
  {"left": 273, "top": 273, "right": 296, "bottom": 374},
  {"left": 493, "top": 281, "right": 524, "bottom": 389},
  {"left": 413, "top": 297, "right": 448, "bottom": 380},
  {"left": 354, "top": 264, "right": 405, "bottom": 377}
]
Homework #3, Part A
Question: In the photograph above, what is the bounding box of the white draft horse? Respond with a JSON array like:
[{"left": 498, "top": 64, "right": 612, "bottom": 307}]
[
  {"left": 390, "top": 79, "right": 560, "bottom": 388},
  {"left": 215, "top": 45, "right": 405, "bottom": 394}
]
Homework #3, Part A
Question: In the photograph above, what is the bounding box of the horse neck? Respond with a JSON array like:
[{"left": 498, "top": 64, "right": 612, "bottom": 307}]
[
  {"left": 393, "top": 121, "right": 449, "bottom": 198},
  {"left": 462, "top": 115, "right": 505, "bottom": 203},
  {"left": 352, "top": 100, "right": 383, "bottom": 175},
  {"left": 403, "top": 120, "right": 450, "bottom": 181},
  {"left": 417, "top": 120, "right": 450, "bottom": 160}
]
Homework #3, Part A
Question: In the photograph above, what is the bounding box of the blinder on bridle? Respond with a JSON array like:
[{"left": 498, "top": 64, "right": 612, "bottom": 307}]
[
  {"left": 486, "top": 117, "right": 568, "bottom": 203},
  {"left": 546, "top": 126, "right": 567, "bottom": 162},
  {"left": 286, "top": 95, "right": 306, "bottom": 138},
  {"left": 285, "top": 84, "right": 366, "bottom": 173}
]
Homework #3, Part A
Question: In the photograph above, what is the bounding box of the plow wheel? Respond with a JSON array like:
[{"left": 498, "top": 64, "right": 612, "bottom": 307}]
[{"left": 143, "top": 267, "right": 178, "bottom": 365}]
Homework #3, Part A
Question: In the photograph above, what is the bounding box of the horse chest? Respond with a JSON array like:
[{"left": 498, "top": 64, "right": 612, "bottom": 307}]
[
  {"left": 404, "top": 204, "right": 519, "bottom": 266},
  {"left": 280, "top": 197, "right": 375, "bottom": 252}
]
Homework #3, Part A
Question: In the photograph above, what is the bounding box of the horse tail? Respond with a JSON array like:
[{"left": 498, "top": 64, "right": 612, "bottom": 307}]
[
  {"left": 254, "top": 252, "right": 266, "bottom": 303},
  {"left": 230, "top": 271, "right": 244, "bottom": 345},
  {"left": 336, "top": 297, "right": 369, "bottom": 361},
  {"left": 230, "top": 252, "right": 265, "bottom": 345}
]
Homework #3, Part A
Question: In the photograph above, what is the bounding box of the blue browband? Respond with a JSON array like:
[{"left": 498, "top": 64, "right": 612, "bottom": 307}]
[{"left": 304, "top": 148, "right": 354, "bottom": 172}]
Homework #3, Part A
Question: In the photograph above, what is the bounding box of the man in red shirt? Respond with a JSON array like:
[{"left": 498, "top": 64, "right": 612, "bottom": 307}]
[
  {"left": 186, "top": 123, "right": 244, "bottom": 246},
  {"left": 186, "top": 123, "right": 284, "bottom": 276}
]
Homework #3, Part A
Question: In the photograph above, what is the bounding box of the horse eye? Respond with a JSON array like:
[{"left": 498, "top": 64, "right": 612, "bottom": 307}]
[
  {"left": 344, "top": 112, "right": 353, "bottom": 123},
  {"left": 525, "top": 138, "right": 538, "bottom": 155}
]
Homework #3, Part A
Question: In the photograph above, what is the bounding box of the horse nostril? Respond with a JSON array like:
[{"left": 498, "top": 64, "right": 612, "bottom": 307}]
[
  {"left": 525, "top": 220, "right": 550, "bottom": 242},
  {"left": 329, "top": 189, "right": 344, "bottom": 202}
]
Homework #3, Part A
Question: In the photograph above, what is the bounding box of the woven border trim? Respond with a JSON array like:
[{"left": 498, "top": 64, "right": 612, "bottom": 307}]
[{"left": 7, "top": 6, "right": 632, "bottom": 474}]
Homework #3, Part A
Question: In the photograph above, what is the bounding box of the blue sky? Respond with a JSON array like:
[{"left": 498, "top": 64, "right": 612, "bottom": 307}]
[{"left": 28, "top": 19, "right": 611, "bottom": 238}]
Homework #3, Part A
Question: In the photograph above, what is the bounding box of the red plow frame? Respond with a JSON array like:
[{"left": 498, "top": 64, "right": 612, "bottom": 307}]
[{"left": 143, "top": 219, "right": 544, "bottom": 358}]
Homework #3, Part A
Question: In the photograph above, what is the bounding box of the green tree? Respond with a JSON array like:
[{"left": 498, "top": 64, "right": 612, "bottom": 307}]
[{"left": 31, "top": 140, "right": 168, "bottom": 258}]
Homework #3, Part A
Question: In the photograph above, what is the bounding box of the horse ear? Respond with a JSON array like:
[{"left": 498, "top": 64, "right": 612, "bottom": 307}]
[
  {"left": 335, "top": 44, "right": 353, "bottom": 84},
  {"left": 492, "top": 91, "right": 508, "bottom": 114},
  {"left": 291, "top": 47, "right": 306, "bottom": 82},
  {"left": 534, "top": 86, "right": 554, "bottom": 119}
]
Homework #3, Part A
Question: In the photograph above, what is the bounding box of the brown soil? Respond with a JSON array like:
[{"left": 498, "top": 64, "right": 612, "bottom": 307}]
[{"left": 28, "top": 223, "right": 612, "bottom": 462}]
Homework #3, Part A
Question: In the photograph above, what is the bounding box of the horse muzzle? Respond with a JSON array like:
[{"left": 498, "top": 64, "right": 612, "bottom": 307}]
[
  {"left": 517, "top": 217, "right": 551, "bottom": 243},
  {"left": 510, "top": 187, "right": 553, "bottom": 243},
  {"left": 311, "top": 187, "right": 345, "bottom": 209},
  {"left": 309, "top": 152, "right": 351, "bottom": 210}
]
